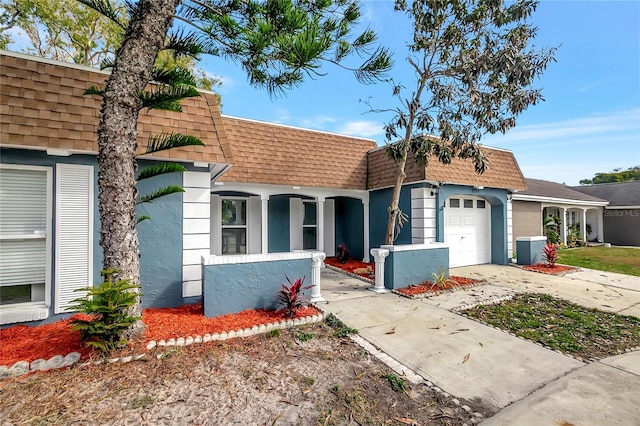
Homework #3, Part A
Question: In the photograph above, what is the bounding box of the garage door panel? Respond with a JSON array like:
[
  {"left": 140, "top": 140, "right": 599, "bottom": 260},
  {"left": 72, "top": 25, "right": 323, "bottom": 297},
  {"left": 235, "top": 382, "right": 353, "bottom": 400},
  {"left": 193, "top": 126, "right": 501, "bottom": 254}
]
[{"left": 444, "top": 196, "right": 491, "bottom": 267}]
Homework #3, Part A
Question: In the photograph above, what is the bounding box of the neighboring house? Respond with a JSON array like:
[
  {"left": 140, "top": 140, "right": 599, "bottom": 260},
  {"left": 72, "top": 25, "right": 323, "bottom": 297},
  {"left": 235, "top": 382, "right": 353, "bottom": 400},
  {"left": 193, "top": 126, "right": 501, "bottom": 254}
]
[
  {"left": 1, "top": 50, "right": 528, "bottom": 325},
  {"left": 367, "top": 147, "right": 526, "bottom": 267},
  {"left": 511, "top": 178, "right": 609, "bottom": 249},
  {"left": 571, "top": 181, "right": 640, "bottom": 246}
]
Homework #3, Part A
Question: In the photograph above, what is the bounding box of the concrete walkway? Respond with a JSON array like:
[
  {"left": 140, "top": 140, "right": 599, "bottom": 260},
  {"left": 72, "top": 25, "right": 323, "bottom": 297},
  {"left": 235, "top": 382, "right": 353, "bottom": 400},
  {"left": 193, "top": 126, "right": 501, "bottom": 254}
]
[{"left": 318, "top": 265, "right": 640, "bottom": 424}]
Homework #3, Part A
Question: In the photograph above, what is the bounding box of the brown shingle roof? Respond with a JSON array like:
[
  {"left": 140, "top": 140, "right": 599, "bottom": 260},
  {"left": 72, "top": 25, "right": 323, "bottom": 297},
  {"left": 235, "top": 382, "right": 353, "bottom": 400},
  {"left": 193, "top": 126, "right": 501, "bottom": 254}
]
[
  {"left": 218, "top": 116, "right": 376, "bottom": 190},
  {"left": 519, "top": 178, "right": 607, "bottom": 202},
  {"left": 0, "top": 51, "right": 232, "bottom": 164},
  {"left": 367, "top": 144, "right": 526, "bottom": 191}
]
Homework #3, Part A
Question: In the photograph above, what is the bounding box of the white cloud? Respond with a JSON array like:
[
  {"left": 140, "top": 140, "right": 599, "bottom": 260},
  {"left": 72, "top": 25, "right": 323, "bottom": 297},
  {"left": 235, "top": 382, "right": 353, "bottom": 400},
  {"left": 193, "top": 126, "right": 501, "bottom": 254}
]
[
  {"left": 335, "top": 120, "right": 385, "bottom": 138},
  {"left": 297, "top": 115, "right": 338, "bottom": 129},
  {"left": 577, "top": 81, "right": 603, "bottom": 92},
  {"left": 484, "top": 108, "right": 640, "bottom": 146},
  {"left": 272, "top": 108, "right": 291, "bottom": 124}
]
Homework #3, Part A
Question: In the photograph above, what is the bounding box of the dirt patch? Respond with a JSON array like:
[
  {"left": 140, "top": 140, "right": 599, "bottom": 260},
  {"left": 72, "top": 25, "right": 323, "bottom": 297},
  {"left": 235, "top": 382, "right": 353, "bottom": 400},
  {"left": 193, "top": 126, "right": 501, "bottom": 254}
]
[
  {"left": 521, "top": 263, "right": 578, "bottom": 276},
  {"left": 396, "top": 276, "right": 484, "bottom": 298},
  {"left": 0, "top": 323, "right": 489, "bottom": 425}
]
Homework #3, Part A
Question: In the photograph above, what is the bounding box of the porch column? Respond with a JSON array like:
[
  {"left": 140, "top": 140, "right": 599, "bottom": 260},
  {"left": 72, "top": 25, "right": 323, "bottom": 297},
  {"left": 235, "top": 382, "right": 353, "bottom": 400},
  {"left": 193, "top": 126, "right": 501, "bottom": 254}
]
[
  {"left": 581, "top": 208, "right": 587, "bottom": 243},
  {"left": 362, "top": 198, "right": 370, "bottom": 262},
  {"left": 310, "top": 252, "right": 326, "bottom": 302},
  {"left": 369, "top": 248, "right": 389, "bottom": 293},
  {"left": 317, "top": 197, "right": 325, "bottom": 252},
  {"left": 560, "top": 207, "right": 567, "bottom": 246},
  {"left": 261, "top": 196, "right": 269, "bottom": 254},
  {"left": 597, "top": 208, "right": 604, "bottom": 243}
]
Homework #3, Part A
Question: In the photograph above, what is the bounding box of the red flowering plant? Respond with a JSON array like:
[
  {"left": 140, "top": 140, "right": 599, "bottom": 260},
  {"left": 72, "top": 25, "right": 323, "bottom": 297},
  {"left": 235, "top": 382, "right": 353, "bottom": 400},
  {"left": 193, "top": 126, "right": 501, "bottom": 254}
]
[
  {"left": 277, "top": 276, "right": 312, "bottom": 318},
  {"left": 543, "top": 243, "right": 558, "bottom": 267}
]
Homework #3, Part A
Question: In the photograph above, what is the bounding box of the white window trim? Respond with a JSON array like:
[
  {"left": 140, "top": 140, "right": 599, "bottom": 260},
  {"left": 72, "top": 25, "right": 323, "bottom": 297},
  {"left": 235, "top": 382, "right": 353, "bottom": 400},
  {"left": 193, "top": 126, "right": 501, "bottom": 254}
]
[
  {"left": 302, "top": 200, "right": 318, "bottom": 250},
  {"left": 0, "top": 164, "right": 52, "bottom": 325},
  {"left": 220, "top": 197, "right": 250, "bottom": 255}
]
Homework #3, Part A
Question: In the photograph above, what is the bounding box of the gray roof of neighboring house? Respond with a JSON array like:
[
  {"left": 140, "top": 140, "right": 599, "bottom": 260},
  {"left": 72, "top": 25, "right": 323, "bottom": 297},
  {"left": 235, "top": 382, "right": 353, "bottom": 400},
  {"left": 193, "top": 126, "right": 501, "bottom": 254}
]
[
  {"left": 519, "top": 178, "right": 607, "bottom": 202},
  {"left": 571, "top": 181, "right": 640, "bottom": 207}
]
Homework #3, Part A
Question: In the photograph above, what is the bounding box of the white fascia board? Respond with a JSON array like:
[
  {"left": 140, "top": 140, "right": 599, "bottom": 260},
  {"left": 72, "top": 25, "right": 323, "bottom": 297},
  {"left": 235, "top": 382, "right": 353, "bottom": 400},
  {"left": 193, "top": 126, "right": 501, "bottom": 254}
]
[
  {"left": 513, "top": 193, "right": 609, "bottom": 207},
  {"left": 213, "top": 181, "right": 368, "bottom": 201}
]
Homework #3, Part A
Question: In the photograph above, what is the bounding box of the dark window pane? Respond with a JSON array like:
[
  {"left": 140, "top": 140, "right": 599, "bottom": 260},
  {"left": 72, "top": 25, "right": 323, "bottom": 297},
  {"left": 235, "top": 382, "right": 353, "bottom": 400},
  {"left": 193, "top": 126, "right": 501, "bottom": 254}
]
[
  {"left": 477, "top": 200, "right": 486, "bottom": 208},
  {"left": 303, "top": 202, "right": 317, "bottom": 226},
  {"left": 221, "top": 200, "right": 246, "bottom": 226},
  {"left": 303, "top": 227, "right": 317, "bottom": 250},
  {"left": 464, "top": 199, "right": 474, "bottom": 208},
  {"left": 450, "top": 198, "right": 460, "bottom": 208},
  {"left": 222, "top": 228, "right": 246, "bottom": 254},
  {"left": 0, "top": 285, "right": 32, "bottom": 305}
]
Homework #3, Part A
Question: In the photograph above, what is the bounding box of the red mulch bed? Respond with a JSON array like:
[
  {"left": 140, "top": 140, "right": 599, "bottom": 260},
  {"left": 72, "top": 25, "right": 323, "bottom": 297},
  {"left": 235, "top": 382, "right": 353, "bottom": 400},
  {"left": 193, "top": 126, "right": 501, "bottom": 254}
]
[
  {"left": 396, "top": 276, "right": 483, "bottom": 297},
  {"left": 0, "top": 304, "right": 320, "bottom": 367},
  {"left": 522, "top": 263, "right": 578, "bottom": 275},
  {"left": 325, "top": 256, "right": 374, "bottom": 278}
]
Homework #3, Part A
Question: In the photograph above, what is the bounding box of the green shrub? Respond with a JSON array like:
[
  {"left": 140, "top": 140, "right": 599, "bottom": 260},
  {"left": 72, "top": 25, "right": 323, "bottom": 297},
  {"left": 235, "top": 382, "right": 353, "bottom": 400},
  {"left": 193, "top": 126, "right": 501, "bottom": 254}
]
[{"left": 69, "top": 268, "right": 141, "bottom": 355}]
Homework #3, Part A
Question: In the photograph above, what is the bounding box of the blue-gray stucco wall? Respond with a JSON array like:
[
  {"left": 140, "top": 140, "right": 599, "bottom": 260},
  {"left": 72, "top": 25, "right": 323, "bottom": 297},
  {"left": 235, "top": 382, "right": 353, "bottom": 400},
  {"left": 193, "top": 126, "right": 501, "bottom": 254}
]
[
  {"left": 136, "top": 160, "right": 184, "bottom": 309},
  {"left": 370, "top": 184, "right": 426, "bottom": 249},
  {"left": 334, "top": 197, "right": 364, "bottom": 260},
  {"left": 436, "top": 184, "right": 509, "bottom": 265},
  {"left": 202, "top": 258, "right": 311, "bottom": 317},
  {"left": 268, "top": 194, "right": 291, "bottom": 252},
  {"left": 1, "top": 148, "right": 186, "bottom": 325},
  {"left": 384, "top": 247, "right": 449, "bottom": 289}
]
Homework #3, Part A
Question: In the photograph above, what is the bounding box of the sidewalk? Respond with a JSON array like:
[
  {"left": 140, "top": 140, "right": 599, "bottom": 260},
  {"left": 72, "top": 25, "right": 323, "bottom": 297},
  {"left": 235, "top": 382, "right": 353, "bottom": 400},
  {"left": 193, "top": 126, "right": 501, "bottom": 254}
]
[{"left": 318, "top": 265, "right": 640, "bottom": 424}]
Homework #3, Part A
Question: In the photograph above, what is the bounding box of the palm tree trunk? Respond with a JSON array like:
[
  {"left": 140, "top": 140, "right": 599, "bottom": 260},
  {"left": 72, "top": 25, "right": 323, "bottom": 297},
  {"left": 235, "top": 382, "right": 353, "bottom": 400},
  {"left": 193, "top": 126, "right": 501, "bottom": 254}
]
[{"left": 97, "top": 0, "right": 181, "bottom": 339}]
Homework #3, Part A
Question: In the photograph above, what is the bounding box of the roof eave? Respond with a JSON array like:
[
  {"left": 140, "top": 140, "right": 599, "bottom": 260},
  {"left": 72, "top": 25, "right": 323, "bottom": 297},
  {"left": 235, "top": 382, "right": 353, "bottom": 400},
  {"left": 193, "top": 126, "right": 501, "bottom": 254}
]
[{"left": 513, "top": 193, "right": 609, "bottom": 206}]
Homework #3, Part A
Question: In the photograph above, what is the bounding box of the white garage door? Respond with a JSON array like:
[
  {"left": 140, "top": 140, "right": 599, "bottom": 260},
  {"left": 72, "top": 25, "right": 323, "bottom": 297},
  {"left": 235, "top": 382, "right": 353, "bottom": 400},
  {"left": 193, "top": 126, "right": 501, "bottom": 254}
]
[{"left": 444, "top": 196, "right": 491, "bottom": 267}]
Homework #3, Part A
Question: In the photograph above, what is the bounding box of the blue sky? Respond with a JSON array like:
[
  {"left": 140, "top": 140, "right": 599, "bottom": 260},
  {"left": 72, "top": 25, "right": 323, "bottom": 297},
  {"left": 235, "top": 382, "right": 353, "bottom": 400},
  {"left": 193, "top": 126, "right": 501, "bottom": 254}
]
[{"left": 201, "top": 0, "right": 640, "bottom": 186}]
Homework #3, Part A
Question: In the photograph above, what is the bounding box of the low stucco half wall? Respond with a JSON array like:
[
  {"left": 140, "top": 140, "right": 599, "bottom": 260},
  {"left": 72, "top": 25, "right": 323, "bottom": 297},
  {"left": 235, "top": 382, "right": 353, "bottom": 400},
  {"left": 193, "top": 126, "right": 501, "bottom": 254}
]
[
  {"left": 202, "top": 252, "right": 313, "bottom": 317},
  {"left": 380, "top": 243, "right": 449, "bottom": 290}
]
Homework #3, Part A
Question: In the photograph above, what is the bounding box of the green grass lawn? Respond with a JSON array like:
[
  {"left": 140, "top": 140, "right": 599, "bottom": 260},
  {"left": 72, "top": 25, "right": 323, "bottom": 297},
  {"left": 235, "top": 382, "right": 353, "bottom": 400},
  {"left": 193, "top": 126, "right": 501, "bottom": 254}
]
[
  {"left": 557, "top": 246, "right": 640, "bottom": 277},
  {"left": 465, "top": 293, "right": 640, "bottom": 359}
]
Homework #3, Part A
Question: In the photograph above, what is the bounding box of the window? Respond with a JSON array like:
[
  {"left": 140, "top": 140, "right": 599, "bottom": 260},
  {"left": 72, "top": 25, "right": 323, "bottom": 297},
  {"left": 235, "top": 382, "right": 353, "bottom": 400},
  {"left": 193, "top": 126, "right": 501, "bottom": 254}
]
[
  {"left": 449, "top": 198, "right": 460, "bottom": 208},
  {"left": 303, "top": 201, "right": 317, "bottom": 250},
  {"left": 477, "top": 200, "right": 486, "bottom": 209},
  {"left": 221, "top": 199, "right": 247, "bottom": 254},
  {"left": 0, "top": 166, "right": 50, "bottom": 308},
  {"left": 464, "top": 199, "right": 474, "bottom": 208}
]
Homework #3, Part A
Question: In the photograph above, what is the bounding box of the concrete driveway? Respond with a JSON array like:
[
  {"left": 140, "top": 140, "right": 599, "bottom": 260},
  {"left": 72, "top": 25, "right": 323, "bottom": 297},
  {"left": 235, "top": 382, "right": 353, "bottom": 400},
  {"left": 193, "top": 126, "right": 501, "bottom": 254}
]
[{"left": 318, "top": 265, "right": 640, "bottom": 424}]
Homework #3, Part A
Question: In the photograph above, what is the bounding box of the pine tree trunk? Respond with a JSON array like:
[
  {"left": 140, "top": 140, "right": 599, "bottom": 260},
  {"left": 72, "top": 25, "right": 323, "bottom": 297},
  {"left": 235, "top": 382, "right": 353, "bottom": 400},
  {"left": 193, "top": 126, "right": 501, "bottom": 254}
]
[{"left": 97, "top": 0, "right": 180, "bottom": 339}]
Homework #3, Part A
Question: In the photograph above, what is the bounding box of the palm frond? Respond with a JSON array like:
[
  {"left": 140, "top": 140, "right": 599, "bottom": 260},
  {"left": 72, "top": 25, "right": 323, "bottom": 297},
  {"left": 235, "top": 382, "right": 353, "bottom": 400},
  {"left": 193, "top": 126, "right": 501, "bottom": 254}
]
[
  {"left": 76, "top": 0, "right": 126, "bottom": 29},
  {"left": 84, "top": 86, "right": 104, "bottom": 97},
  {"left": 137, "top": 163, "right": 187, "bottom": 181},
  {"left": 136, "top": 215, "right": 151, "bottom": 224},
  {"left": 145, "top": 133, "right": 205, "bottom": 154},
  {"left": 151, "top": 66, "right": 198, "bottom": 87},
  {"left": 164, "top": 29, "right": 213, "bottom": 58},
  {"left": 100, "top": 57, "right": 115, "bottom": 70},
  {"left": 137, "top": 186, "right": 185, "bottom": 204},
  {"left": 139, "top": 86, "right": 200, "bottom": 111}
]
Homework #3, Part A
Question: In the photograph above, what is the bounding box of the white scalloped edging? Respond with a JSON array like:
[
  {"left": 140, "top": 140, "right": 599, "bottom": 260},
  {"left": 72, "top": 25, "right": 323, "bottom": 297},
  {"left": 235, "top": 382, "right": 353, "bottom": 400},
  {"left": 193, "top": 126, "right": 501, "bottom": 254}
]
[
  {"left": 451, "top": 294, "right": 515, "bottom": 312},
  {"left": 0, "top": 312, "right": 326, "bottom": 380}
]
